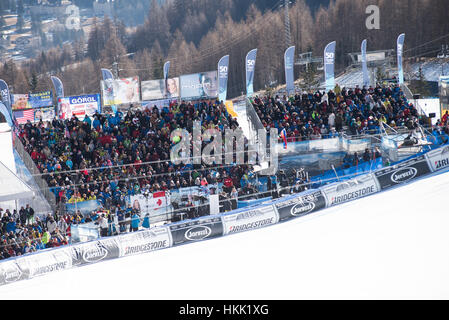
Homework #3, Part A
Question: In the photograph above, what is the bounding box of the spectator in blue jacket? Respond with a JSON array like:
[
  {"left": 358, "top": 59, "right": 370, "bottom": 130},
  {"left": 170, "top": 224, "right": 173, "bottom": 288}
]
[
  {"left": 142, "top": 213, "right": 150, "bottom": 229},
  {"left": 131, "top": 212, "right": 140, "bottom": 232}
]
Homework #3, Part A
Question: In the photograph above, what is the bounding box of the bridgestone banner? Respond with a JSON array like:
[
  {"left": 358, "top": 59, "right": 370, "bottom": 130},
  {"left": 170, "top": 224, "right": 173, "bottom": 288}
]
[
  {"left": 169, "top": 217, "right": 223, "bottom": 246},
  {"left": 19, "top": 248, "right": 73, "bottom": 279},
  {"left": 70, "top": 238, "right": 120, "bottom": 266},
  {"left": 222, "top": 205, "right": 278, "bottom": 235},
  {"left": 118, "top": 228, "right": 172, "bottom": 257},
  {"left": 425, "top": 145, "right": 449, "bottom": 172},
  {"left": 321, "top": 173, "right": 379, "bottom": 207},
  {"left": 275, "top": 190, "right": 326, "bottom": 222},
  {"left": 374, "top": 155, "right": 431, "bottom": 190}
]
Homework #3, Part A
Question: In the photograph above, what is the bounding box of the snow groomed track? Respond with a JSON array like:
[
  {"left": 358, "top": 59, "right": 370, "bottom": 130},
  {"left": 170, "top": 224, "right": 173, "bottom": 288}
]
[{"left": 0, "top": 143, "right": 449, "bottom": 299}]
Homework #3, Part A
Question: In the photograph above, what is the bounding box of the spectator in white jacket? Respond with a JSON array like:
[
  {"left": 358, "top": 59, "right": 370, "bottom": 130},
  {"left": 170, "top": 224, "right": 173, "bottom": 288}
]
[{"left": 46, "top": 217, "right": 58, "bottom": 235}]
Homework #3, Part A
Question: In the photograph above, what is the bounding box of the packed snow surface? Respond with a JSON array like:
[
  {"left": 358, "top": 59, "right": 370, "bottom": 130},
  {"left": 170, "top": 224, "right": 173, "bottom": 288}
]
[{"left": 1, "top": 171, "right": 449, "bottom": 299}]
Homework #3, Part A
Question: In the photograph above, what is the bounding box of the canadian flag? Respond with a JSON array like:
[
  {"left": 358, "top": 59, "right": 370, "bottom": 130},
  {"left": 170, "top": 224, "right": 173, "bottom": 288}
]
[{"left": 149, "top": 191, "right": 167, "bottom": 210}]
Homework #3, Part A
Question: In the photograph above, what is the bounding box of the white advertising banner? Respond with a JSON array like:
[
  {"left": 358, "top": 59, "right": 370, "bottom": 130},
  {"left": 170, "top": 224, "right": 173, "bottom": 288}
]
[
  {"left": 222, "top": 205, "right": 278, "bottom": 235},
  {"left": 118, "top": 227, "right": 172, "bottom": 257},
  {"left": 321, "top": 173, "right": 380, "bottom": 207}
]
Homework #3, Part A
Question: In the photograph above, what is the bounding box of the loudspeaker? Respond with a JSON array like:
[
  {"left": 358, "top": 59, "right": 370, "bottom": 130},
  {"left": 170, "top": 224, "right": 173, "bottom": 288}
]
[
  {"left": 413, "top": 94, "right": 421, "bottom": 99},
  {"left": 429, "top": 113, "right": 436, "bottom": 118}
]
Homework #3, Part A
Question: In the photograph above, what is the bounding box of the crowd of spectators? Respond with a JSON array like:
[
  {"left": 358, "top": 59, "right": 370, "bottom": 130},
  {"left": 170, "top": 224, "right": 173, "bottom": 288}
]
[
  {"left": 0, "top": 204, "right": 69, "bottom": 260},
  {"left": 4, "top": 83, "right": 449, "bottom": 263},
  {"left": 17, "top": 100, "right": 257, "bottom": 211},
  {"left": 252, "top": 83, "right": 435, "bottom": 141}
]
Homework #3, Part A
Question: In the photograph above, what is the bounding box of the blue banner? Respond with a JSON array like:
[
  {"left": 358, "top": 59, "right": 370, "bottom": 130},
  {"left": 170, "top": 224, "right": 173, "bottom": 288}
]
[
  {"left": 246, "top": 49, "right": 257, "bottom": 97},
  {"left": 164, "top": 61, "right": 170, "bottom": 81},
  {"left": 218, "top": 55, "right": 229, "bottom": 103},
  {"left": 361, "top": 39, "right": 370, "bottom": 87},
  {"left": 51, "top": 76, "right": 64, "bottom": 98},
  {"left": 101, "top": 68, "right": 114, "bottom": 81},
  {"left": 284, "top": 46, "right": 295, "bottom": 94},
  {"left": 28, "top": 91, "right": 53, "bottom": 109},
  {"left": 65, "top": 200, "right": 102, "bottom": 215},
  {"left": 0, "top": 79, "right": 12, "bottom": 121},
  {"left": 397, "top": 33, "right": 405, "bottom": 84},
  {"left": 0, "top": 102, "right": 13, "bottom": 126},
  {"left": 324, "top": 41, "right": 336, "bottom": 92}
]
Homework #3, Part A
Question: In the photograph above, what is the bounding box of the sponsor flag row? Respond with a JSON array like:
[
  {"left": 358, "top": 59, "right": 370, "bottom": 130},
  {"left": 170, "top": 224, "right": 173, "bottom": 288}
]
[{"left": 1, "top": 143, "right": 447, "bottom": 287}]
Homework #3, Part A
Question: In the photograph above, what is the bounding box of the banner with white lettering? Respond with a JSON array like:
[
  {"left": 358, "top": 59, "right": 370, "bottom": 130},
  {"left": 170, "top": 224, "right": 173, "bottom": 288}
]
[
  {"left": 374, "top": 155, "right": 431, "bottom": 191},
  {"left": 246, "top": 49, "right": 258, "bottom": 97},
  {"left": 118, "top": 227, "right": 172, "bottom": 257},
  {"left": 57, "top": 94, "right": 101, "bottom": 120},
  {"left": 425, "top": 145, "right": 449, "bottom": 172},
  {"left": 274, "top": 190, "right": 326, "bottom": 222},
  {"left": 284, "top": 46, "right": 295, "bottom": 94},
  {"left": 397, "top": 33, "right": 405, "bottom": 85},
  {"left": 218, "top": 55, "right": 230, "bottom": 103},
  {"left": 361, "top": 39, "right": 370, "bottom": 87},
  {"left": 179, "top": 71, "right": 218, "bottom": 99},
  {"left": 70, "top": 238, "right": 120, "bottom": 267},
  {"left": 321, "top": 173, "right": 379, "bottom": 207},
  {"left": 222, "top": 205, "right": 278, "bottom": 235},
  {"left": 0, "top": 79, "right": 12, "bottom": 121},
  {"left": 324, "top": 41, "right": 336, "bottom": 92},
  {"left": 51, "top": 76, "right": 64, "bottom": 98},
  {"left": 169, "top": 217, "right": 224, "bottom": 246}
]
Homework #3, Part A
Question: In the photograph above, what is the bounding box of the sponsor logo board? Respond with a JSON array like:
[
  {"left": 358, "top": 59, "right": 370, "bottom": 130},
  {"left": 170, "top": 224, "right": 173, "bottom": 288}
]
[
  {"left": 275, "top": 190, "right": 326, "bottom": 222},
  {"left": 223, "top": 205, "right": 278, "bottom": 235}
]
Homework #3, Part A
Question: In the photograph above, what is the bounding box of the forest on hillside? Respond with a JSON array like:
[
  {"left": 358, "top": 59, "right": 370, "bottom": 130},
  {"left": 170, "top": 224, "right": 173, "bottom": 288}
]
[{"left": 1, "top": 0, "right": 448, "bottom": 99}]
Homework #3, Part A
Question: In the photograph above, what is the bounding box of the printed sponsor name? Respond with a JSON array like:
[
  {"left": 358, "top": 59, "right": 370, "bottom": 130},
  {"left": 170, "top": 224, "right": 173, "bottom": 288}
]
[
  {"left": 3, "top": 265, "right": 21, "bottom": 282},
  {"left": 82, "top": 246, "right": 108, "bottom": 263},
  {"left": 331, "top": 185, "right": 376, "bottom": 205},
  {"left": 391, "top": 167, "right": 417, "bottom": 183},
  {"left": 124, "top": 240, "right": 168, "bottom": 255},
  {"left": 291, "top": 201, "right": 315, "bottom": 216},
  {"left": 435, "top": 158, "right": 449, "bottom": 170},
  {"left": 228, "top": 218, "right": 274, "bottom": 234},
  {"left": 70, "top": 96, "right": 97, "bottom": 104},
  {"left": 34, "top": 261, "right": 68, "bottom": 275},
  {"left": 185, "top": 226, "right": 212, "bottom": 241}
]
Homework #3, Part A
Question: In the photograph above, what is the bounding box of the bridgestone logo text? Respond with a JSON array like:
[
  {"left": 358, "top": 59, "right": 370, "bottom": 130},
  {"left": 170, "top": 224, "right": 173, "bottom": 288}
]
[
  {"left": 35, "top": 262, "right": 68, "bottom": 275},
  {"left": 435, "top": 158, "right": 449, "bottom": 170},
  {"left": 229, "top": 218, "right": 274, "bottom": 234},
  {"left": 124, "top": 241, "right": 168, "bottom": 254},
  {"left": 331, "top": 186, "right": 375, "bottom": 205}
]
